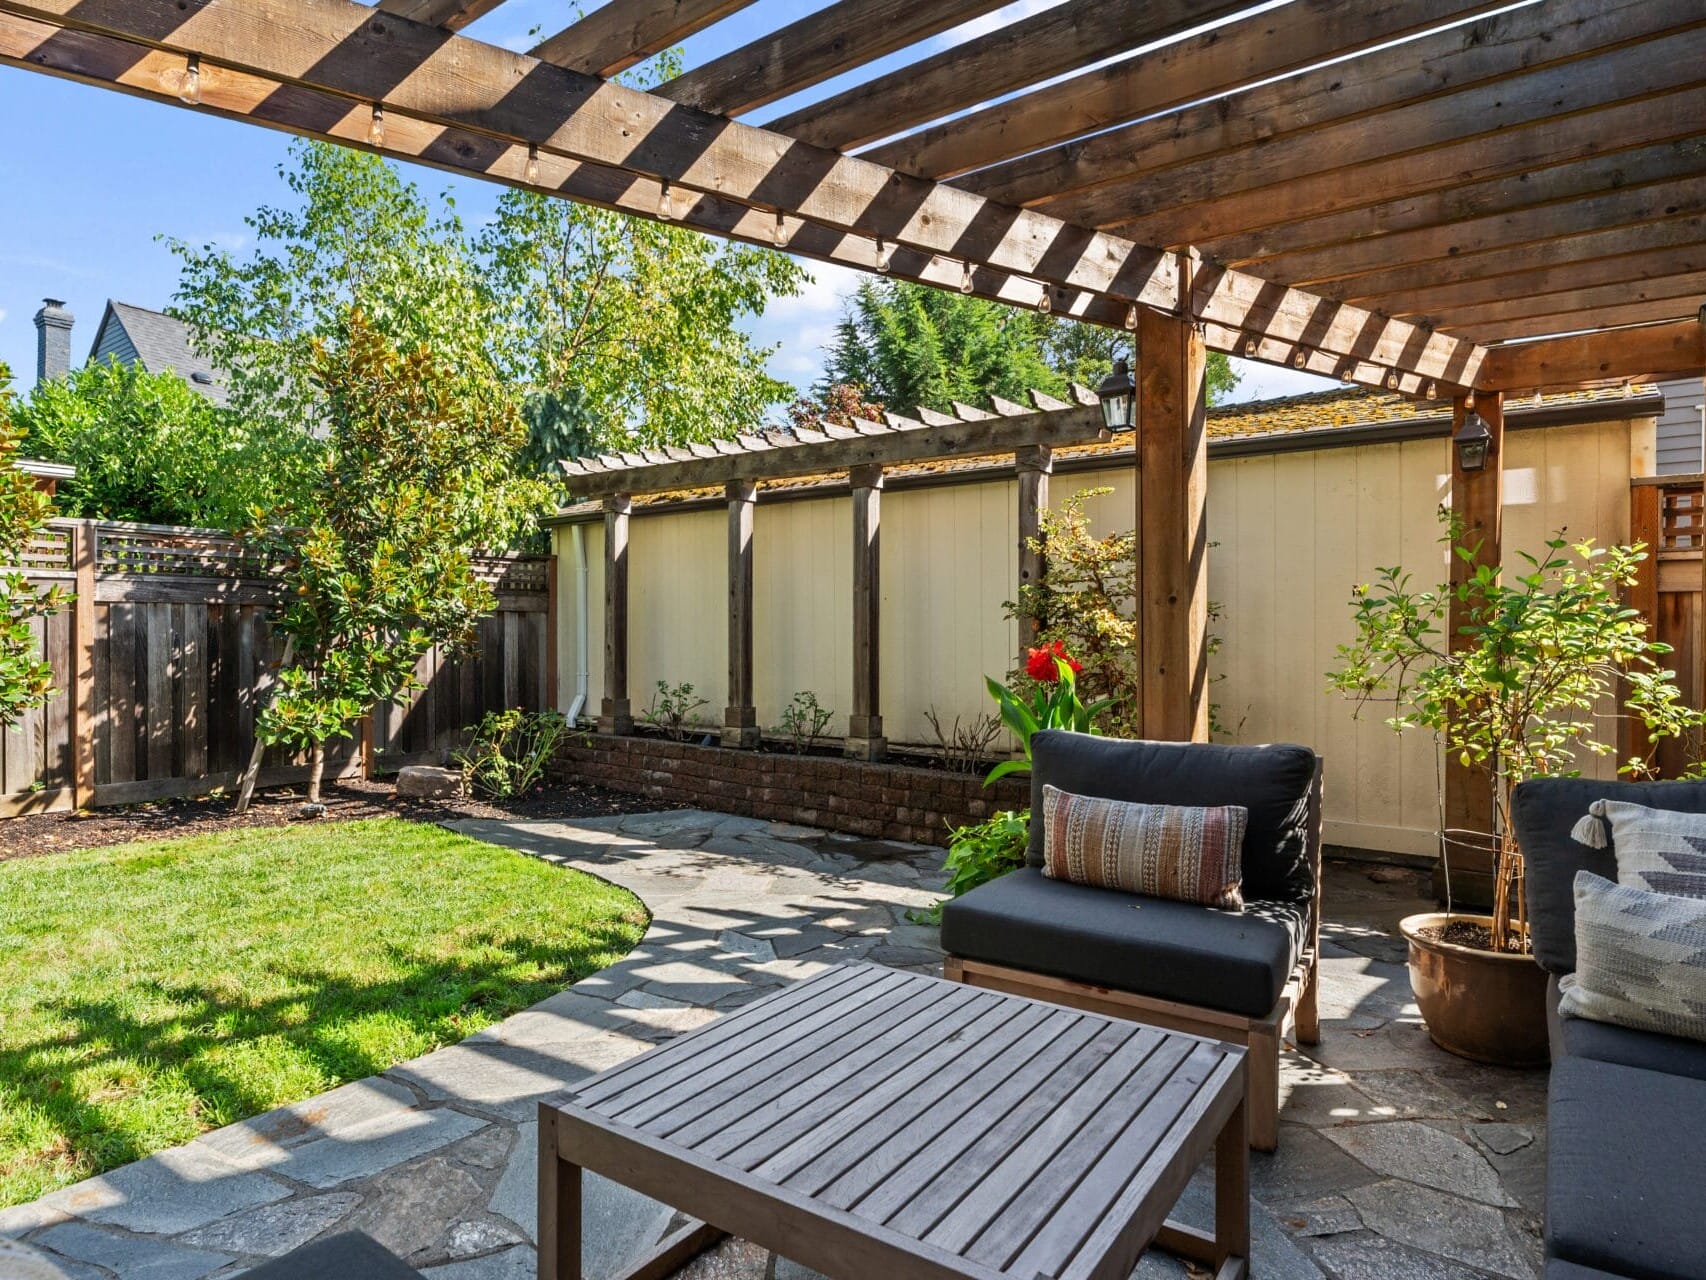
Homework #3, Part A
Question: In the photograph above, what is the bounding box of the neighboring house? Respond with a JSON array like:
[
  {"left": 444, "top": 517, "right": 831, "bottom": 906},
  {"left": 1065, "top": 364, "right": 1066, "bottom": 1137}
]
[
  {"left": 33, "top": 297, "right": 229, "bottom": 406},
  {"left": 1654, "top": 375, "right": 1705, "bottom": 474}
]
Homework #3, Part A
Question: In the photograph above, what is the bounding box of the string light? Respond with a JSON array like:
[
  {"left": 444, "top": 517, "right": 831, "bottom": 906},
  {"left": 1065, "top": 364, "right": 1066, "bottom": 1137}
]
[
  {"left": 960, "top": 261, "right": 975, "bottom": 294},
  {"left": 524, "top": 145, "right": 541, "bottom": 185},
  {"left": 1123, "top": 304, "right": 1140, "bottom": 331},
  {"left": 772, "top": 211, "right": 790, "bottom": 247},
  {"left": 875, "top": 238, "right": 894, "bottom": 273},
  {"left": 1037, "top": 286, "right": 1052, "bottom": 314},
  {"left": 1386, "top": 370, "right": 1400, "bottom": 390},
  {"left": 367, "top": 105, "right": 386, "bottom": 147},
  {"left": 657, "top": 180, "right": 677, "bottom": 220},
  {"left": 1292, "top": 347, "right": 1309, "bottom": 369},
  {"left": 178, "top": 55, "right": 201, "bottom": 106},
  {"left": 1243, "top": 338, "right": 1257, "bottom": 357}
]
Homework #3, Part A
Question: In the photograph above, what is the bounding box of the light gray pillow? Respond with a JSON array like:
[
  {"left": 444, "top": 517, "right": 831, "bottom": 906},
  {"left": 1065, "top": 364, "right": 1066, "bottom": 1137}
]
[
  {"left": 1571, "top": 799, "right": 1706, "bottom": 898},
  {"left": 1561, "top": 871, "right": 1706, "bottom": 1044}
]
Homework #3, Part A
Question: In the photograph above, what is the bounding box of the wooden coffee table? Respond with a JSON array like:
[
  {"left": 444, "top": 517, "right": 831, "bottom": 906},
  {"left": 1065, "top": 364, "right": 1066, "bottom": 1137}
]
[{"left": 538, "top": 962, "right": 1249, "bottom": 1280}]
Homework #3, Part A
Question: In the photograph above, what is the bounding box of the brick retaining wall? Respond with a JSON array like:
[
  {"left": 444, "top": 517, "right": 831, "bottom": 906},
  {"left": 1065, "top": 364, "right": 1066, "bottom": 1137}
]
[{"left": 553, "top": 734, "right": 1028, "bottom": 847}]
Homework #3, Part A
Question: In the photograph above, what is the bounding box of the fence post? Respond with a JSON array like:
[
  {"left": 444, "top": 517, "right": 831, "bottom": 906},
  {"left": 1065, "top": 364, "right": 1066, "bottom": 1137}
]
[
  {"left": 723, "top": 479, "right": 760, "bottom": 748},
  {"left": 71, "top": 519, "right": 97, "bottom": 808},
  {"left": 847, "top": 463, "right": 886, "bottom": 761},
  {"left": 1015, "top": 444, "right": 1052, "bottom": 647},
  {"left": 599, "top": 495, "right": 634, "bottom": 734}
]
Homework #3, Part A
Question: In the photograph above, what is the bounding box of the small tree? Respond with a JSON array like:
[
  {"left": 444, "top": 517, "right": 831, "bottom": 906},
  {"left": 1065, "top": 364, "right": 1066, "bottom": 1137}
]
[
  {"left": 0, "top": 366, "right": 67, "bottom": 727},
  {"left": 246, "top": 311, "right": 550, "bottom": 804},
  {"left": 1329, "top": 511, "right": 1706, "bottom": 952}
]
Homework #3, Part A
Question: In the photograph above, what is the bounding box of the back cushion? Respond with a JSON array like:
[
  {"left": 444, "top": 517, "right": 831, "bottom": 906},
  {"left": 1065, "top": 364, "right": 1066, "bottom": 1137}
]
[
  {"left": 1514, "top": 777, "right": 1706, "bottom": 976},
  {"left": 1026, "top": 732, "right": 1318, "bottom": 901}
]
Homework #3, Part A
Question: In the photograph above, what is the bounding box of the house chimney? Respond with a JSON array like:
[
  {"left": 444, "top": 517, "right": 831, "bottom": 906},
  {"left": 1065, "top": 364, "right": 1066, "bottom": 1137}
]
[{"left": 33, "top": 299, "right": 73, "bottom": 384}]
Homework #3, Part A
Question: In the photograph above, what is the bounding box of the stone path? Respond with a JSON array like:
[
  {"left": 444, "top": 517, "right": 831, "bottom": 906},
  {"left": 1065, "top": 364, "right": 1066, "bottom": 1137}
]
[{"left": 0, "top": 811, "right": 1549, "bottom": 1280}]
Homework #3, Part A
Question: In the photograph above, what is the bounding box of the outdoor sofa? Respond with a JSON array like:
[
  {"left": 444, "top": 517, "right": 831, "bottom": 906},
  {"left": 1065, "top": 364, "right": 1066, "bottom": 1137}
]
[
  {"left": 939, "top": 731, "right": 1322, "bottom": 1151},
  {"left": 1515, "top": 776, "right": 1706, "bottom": 1280}
]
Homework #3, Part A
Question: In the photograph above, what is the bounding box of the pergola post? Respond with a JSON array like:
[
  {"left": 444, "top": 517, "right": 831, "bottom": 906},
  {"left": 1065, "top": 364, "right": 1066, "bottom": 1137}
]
[
  {"left": 1136, "top": 309, "right": 1210, "bottom": 742},
  {"left": 1439, "top": 392, "right": 1504, "bottom": 903},
  {"left": 599, "top": 494, "right": 633, "bottom": 735},
  {"left": 723, "top": 479, "right": 760, "bottom": 748},
  {"left": 1016, "top": 444, "right": 1053, "bottom": 646},
  {"left": 847, "top": 463, "right": 886, "bottom": 761}
]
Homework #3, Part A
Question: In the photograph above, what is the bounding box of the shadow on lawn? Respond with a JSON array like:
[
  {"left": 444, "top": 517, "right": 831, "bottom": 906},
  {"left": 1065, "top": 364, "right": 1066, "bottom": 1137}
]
[{"left": 0, "top": 922, "right": 640, "bottom": 1196}]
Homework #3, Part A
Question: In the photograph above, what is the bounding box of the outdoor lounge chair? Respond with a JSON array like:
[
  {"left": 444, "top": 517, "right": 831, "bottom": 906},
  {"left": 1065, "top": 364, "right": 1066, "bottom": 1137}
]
[{"left": 939, "top": 731, "right": 1323, "bottom": 1151}]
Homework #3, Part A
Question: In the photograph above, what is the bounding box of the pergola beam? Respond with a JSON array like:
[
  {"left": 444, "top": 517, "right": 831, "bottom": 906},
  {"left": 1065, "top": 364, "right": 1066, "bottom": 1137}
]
[
  {"left": 531, "top": 0, "right": 759, "bottom": 78},
  {"left": 0, "top": 0, "right": 1483, "bottom": 392},
  {"left": 1446, "top": 298, "right": 1704, "bottom": 344},
  {"left": 1430, "top": 271, "right": 1706, "bottom": 337},
  {"left": 1477, "top": 318, "right": 1706, "bottom": 392},
  {"left": 980, "top": 0, "right": 1643, "bottom": 214},
  {"left": 373, "top": 0, "right": 502, "bottom": 32},
  {"left": 768, "top": 0, "right": 1250, "bottom": 153},
  {"left": 653, "top": 0, "right": 1013, "bottom": 118},
  {"left": 869, "top": 0, "right": 1516, "bottom": 182},
  {"left": 1086, "top": 15, "right": 1706, "bottom": 240}
]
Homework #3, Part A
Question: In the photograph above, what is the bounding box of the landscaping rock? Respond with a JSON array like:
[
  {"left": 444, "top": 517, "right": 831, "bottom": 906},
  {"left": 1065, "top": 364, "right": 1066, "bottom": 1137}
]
[{"left": 397, "top": 766, "right": 464, "bottom": 799}]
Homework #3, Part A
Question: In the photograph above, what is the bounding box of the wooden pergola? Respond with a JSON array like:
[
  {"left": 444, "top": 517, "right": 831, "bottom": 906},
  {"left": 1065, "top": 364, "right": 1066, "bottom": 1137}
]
[{"left": 5, "top": 0, "right": 1704, "bottom": 826}]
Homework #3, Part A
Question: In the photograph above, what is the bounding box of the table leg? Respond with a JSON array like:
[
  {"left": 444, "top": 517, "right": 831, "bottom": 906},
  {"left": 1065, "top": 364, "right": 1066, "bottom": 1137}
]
[
  {"left": 1215, "top": 1095, "right": 1250, "bottom": 1278},
  {"left": 538, "top": 1109, "right": 583, "bottom": 1280}
]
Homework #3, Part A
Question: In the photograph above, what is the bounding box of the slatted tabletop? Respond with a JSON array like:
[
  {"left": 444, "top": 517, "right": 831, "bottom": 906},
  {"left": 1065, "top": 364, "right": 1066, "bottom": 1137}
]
[{"left": 540, "top": 963, "right": 1249, "bottom": 1280}]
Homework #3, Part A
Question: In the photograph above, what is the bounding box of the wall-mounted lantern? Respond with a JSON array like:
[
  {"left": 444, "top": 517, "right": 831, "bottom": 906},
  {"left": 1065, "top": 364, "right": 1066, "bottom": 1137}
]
[
  {"left": 1097, "top": 358, "right": 1136, "bottom": 431},
  {"left": 1453, "top": 408, "right": 1494, "bottom": 472}
]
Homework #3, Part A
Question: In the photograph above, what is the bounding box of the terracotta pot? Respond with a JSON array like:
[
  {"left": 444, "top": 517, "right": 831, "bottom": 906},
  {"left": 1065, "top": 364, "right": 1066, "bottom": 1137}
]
[{"left": 1399, "top": 912, "right": 1551, "bottom": 1067}]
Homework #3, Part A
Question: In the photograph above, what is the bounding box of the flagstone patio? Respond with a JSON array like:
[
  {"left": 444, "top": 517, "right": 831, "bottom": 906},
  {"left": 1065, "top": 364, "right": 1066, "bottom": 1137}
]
[{"left": 0, "top": 810, "right": 1547, "bottom": 1280}]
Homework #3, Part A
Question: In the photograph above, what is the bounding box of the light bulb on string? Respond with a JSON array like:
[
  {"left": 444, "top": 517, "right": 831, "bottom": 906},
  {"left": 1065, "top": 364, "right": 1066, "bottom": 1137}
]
[
  {"left": 368, "top": 105, "right": 386, "bottom": 147},
  {"left": 178, "top": 55, "right": 202, "bottom": 106},
  {"left": 772, "top": 211, "right": 791, "bottom": 247},
  {"left": 1037, "top": 286, "right": 1052, "bottom": 315},
  {"left": 960, "top": 261, "right": 975, "bottom": 294},
  {"left": 524, "top": 146, "right": 541, "bottom": 185},
  {"left": 1124, "top": 304, "right": 1139, "bottom": 331},
  {"left": 657, "top": 180, "right": 677, "bottom": 221},
  {"left": 875, "top": 238, "right": 894, "bottom": 273}
]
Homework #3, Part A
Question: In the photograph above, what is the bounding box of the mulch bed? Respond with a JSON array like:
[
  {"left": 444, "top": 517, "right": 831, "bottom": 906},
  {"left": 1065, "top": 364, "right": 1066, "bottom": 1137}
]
[{"left": 0, "top": 776, "right": 681, "bottom": 863}]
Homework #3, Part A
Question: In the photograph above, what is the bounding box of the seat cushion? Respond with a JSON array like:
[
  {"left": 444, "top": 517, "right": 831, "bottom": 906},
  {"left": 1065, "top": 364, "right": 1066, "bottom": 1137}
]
[
  {"left": 242, "top": 1232, "right": 419, "bottom": 1279},
  {"left": 1546, "top": 1263, "right": 1636, "bottom": 1280},
  {"left": 940, "top": 867, "right": 1305, "bottom": 1018},
  {"left": 1513, "top": 777, "right": 1706, "bottom": 975},
  {"left": 1025, "top": 731, "right": 1317, "bottom": 900},
  {"left": 1547, "top": 1056, "right": 1706, "bottom": 1280},
  {"left": 1559, "top": 1010, "right": 1706, "bottom": 1081}
]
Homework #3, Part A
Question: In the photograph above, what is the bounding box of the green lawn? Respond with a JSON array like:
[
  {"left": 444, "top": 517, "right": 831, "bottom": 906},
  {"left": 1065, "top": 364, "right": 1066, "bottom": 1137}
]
[{"left": 0, "top": 818, "right": 646, "bottom": 1207}]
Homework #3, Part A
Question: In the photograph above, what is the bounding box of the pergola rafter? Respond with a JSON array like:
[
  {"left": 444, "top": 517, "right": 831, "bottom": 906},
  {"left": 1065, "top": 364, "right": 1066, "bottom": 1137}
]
[{"left": 0, "top": 0, "right": 1695, "bottom": 393}]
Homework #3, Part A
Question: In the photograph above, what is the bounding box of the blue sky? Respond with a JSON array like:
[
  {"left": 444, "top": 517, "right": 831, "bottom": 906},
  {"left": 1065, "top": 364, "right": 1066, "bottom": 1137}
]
[{"left": 0, "top": 0, "right": 1332, "bottom": 406}]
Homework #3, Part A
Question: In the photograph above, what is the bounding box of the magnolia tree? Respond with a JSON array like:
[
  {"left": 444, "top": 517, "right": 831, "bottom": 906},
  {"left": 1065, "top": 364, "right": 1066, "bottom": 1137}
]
[
  {"left": 0, "top": 366, "right": 67, "bottom": 727},
  {"left": 1329, "top": 512, "right": 1706, "bottom": 951},
  {"left": 241, "top": 311, "right": 552, "bottom": 806}
]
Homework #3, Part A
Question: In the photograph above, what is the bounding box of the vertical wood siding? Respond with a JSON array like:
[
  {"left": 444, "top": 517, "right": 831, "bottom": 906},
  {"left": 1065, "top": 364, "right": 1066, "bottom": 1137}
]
[{"left": 553, "top": 417, "right": 1642, "bottom": 855}]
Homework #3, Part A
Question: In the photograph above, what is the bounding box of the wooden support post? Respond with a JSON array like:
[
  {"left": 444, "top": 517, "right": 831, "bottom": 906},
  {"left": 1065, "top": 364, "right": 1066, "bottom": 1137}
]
[
  {"left": 1439, "top": 392, "right": 1504, "bottom": 906},
  {"left": 1136, "top": 309, "right": 1210, "bottom": 742},
  {"left": 71, "top": 519, "right": 97, "bottom": 808},
  {"left": 1625, "top": 479, "right": 1664, "bottom": 771},
  {"left": 1015, "top": 444, "right": 1053, "bottom": 647},
  {"left": 599, "top": 495, "right": 633, "bottom": 735},
  {"left": 847, "top": 464, "right": 886, "bottom": 761},
  {"left": 545, "top": 551, "right": 560, "bottom": 713},
  {"left": 723, "top": 479, "right": 760, "bottom": 748}
]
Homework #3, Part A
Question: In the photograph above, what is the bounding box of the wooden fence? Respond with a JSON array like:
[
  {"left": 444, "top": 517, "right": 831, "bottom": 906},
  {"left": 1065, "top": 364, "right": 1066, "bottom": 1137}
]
[
  {"left": 1631, "top": 475, "right": 1705, "bottom": 777},
  {"left": 1, "top": 520, "right": 552, "bottom": 813}
]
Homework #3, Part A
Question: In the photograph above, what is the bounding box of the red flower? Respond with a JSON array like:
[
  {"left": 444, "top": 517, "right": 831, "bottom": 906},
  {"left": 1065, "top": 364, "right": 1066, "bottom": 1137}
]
[{"left": 1025, "top": 641, "right": 1081, "bottom": 683}]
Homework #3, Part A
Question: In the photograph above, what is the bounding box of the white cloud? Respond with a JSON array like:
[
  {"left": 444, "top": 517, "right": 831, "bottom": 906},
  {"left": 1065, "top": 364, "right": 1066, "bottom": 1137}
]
[{"left": 769, "top": 260, "right": 863, "bottom": 322}]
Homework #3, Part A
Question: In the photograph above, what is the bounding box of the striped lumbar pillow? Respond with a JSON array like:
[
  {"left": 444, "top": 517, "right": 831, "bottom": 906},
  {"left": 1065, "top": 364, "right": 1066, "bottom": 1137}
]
[
  {"left": 1040, "top": 783, "right": 1247, "bottom": 910},
  {"left": 1562, "top": 871, "right": 1706, "bottom": 1044}
]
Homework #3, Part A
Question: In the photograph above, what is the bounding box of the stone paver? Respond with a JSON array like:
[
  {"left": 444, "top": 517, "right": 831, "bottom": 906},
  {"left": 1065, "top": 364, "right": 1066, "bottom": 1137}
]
[{"left": 4, "top": 811, "right": 1549, "bottom": 1280}]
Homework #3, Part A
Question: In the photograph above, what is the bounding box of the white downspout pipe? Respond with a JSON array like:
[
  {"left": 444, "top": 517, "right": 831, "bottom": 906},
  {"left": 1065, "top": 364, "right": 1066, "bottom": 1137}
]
[{"left": 566, "top": 522, "right": 591, "bottom": 726}]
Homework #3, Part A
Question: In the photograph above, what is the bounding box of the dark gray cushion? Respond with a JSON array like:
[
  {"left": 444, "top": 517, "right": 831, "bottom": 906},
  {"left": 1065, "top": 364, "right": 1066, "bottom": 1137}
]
[
  {"left": 1026, "top": 732, "right": 1317, "bottom": 900},
  {"left": 940, "top": 866, "right": 1305, "bottom": 1018},
  {"left": 242, "top": 1232, "right": 419, "bottom": 1279},
  {"left": 1559, "top": 1010, "right": 1706, "bottom": 1081},
  {"left": 1547, "top": 1056, "right": 1706, "bottom": 1280},
  {"left": 1546, "top": 1263, "right": 1636, "bottom": 1280},
  {"left": 1514, "top": 777, "right": 1706, "bottom": 975}
]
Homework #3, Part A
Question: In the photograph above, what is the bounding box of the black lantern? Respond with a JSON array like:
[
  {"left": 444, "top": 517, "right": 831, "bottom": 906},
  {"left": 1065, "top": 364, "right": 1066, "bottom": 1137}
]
[
  {"left": 1453, "top": 409, "right": 1494, "bottom": 472},
  {"left": 1097, "top": 358, "right": 1136, "bottom": 431}
]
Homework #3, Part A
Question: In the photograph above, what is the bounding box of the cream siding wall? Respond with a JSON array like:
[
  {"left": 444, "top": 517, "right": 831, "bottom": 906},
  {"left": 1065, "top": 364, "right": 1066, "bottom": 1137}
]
[{"left": 553, "top": 415, "right": 1646, "bottom": 855}]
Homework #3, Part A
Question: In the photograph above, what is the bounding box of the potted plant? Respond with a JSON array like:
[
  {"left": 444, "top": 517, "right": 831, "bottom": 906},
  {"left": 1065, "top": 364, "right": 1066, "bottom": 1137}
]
[{"left": 1330, "top": 514, "right": 1704, "bottom": 1066}]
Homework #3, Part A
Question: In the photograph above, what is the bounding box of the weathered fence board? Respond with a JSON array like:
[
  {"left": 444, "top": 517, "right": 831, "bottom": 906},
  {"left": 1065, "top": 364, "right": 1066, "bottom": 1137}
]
[
  {"left": 1629, "top": 475, "right": 1705, "bottom": 777},
  {"left": 0, "top": 519, "right": 551, "bottom": 814}
]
